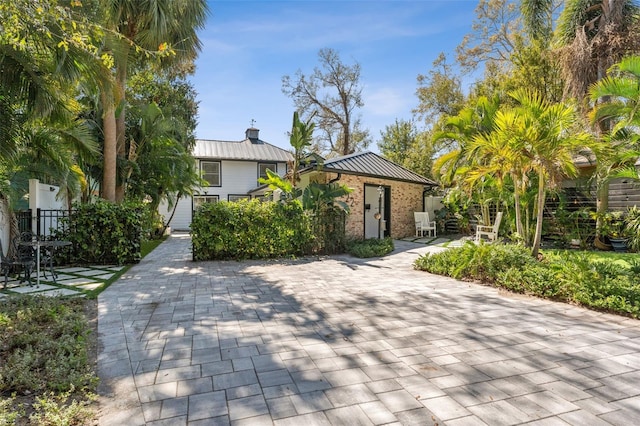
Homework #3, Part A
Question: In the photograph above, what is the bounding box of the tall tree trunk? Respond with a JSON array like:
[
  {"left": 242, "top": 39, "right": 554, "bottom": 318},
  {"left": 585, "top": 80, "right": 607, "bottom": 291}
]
[
  {"left": 531, "top": 172, "right": 546, "bottom": 258},
  {"left": 102, "top": 90, "right": 117, "bottom": 202},
  {"left": 161, "top": 192, "right": 182, "bottom": 236},
  {"left": 115, "top": 61, "right": 128, "bottom": 202},
  {"left": 513, "top": 176, "right": 524, "bottom": 238}
]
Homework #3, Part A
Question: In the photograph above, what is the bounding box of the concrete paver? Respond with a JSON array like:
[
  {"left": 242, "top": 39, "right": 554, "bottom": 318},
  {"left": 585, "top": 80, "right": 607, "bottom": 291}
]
[{"left": 98, "top": 233, "right": 640, "bottom": 425}]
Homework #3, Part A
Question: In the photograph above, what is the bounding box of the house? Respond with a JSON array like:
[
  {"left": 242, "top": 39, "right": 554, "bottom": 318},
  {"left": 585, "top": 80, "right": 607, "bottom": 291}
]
[
  {"left": 297, "top": 152, "right": 438, "bottom": 239},
  {"left": 160, "top": 128, "right": 293, "bottom": 230}
]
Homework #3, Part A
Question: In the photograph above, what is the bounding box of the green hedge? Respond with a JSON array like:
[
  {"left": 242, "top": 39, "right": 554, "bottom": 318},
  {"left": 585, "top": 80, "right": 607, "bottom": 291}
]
[
  {"left": 414, "top": 243, "right": 640, "bottom": 318},
  {"left": 191, "top": 200, "right": 314, "bottom": 260},
  {"left": 55, "top": 201, "right": 143, "bottom": 265}
]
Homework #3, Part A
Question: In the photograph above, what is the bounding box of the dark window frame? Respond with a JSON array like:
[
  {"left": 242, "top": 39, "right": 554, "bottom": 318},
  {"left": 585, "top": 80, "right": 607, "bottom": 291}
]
[{"left": 258, "top": 162, "right": 277, "bottom": 181}]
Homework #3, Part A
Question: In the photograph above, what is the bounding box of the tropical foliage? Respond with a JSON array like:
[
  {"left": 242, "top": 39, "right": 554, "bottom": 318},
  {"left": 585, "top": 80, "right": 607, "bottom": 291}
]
[
  {"left": 416, "top": 0, "right": 640, "bottom": 256},
  {"left": 0, "top": 0, "right": 209, "bottom": 251},
  {"left": 415, "top": 242, "right": 640, "bottom": 317}
]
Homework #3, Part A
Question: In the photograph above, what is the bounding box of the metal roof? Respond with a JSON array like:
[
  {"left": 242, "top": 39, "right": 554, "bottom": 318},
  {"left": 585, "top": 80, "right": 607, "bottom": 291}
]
[
  {"left": 193, "top": 138, "right": 293, "bottom": 162},
  {"left": 318, "top": 151, "right": 437, "bottom": 186}
]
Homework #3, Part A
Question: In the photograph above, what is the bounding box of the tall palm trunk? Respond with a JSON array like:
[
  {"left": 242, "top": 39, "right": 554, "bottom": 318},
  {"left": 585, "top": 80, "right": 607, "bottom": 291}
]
[
  {"left": 115, "top": 48, "right": 130, "bottom": 202},
  {"left": 512, "top": 175, "right": 525, "bottom": 238},
  {"left": 532, "top": 170, "right": 546, "bottom": 258},
  {"left": 102, "top": 90, "right": 117, "bottom": 202}
]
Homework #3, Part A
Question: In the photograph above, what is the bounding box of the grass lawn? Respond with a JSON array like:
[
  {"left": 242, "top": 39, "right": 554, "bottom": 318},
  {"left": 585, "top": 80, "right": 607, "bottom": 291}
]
[{"left": 562, "top": 249, "right": 637, "bottom": 266}]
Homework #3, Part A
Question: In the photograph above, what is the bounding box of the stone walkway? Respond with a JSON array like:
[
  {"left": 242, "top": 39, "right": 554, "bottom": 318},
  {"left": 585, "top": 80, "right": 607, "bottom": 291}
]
[
  {"left": 0, "top": 265, "right": 124, "bottom": 298},
  {"left": 98, "top": 233, "right": 640, "bottom": 425}
]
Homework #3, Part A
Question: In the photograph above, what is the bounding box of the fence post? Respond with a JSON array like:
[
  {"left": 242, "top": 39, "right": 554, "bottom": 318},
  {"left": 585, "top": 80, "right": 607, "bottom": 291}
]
[{"left": 36, "top": 208, "right": 42, "bottom": 238}]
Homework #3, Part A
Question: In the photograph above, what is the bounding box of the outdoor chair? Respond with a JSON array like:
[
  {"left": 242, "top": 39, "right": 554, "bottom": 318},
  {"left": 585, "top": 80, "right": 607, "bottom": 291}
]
[
  {"left": 475, "top": 211, "right": 503, "bottom": 243},
  {"left": 415, "top": 212, "right": 437, "bottom": 238},
  {"left": 11, "top": 233, "right": 36, "bottom": 285},
  {"left": 1, "top": 237, "right": 34, "bottom": 288}
]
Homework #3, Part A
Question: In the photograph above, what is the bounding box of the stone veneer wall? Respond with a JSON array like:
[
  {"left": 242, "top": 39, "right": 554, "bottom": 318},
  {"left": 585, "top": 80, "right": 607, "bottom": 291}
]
[{"left": 330, "top": 173, "right": 426, "bottom": 239}]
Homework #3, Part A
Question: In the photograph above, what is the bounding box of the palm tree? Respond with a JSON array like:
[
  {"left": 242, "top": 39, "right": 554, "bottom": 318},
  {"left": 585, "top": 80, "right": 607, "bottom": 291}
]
[
  {"left": 466, "top": 109, "right": 535, "bottom": 239},
  {"left": 1, "top": 3, "right": 102, "bottom": 245},
  {"left": 591, "top": 56, "right": 640, "bottom": 134},
  {"left": 510, "top": 89, "right": 593, "bottom": 257},
  {"left": 99, "top": 0, "right": 209, "bottom": 202},
  {"left": 288, "top": 111, "right": 316, "bottom": 185},
  {"left": 589, "top": 55, "right": 640, "bottom": 227},
  {"left": 522, "top": 0, "right": 640, "bottom": 103},
  {"left": 432, "top": 96, "right": 501, "bottom": 188}
]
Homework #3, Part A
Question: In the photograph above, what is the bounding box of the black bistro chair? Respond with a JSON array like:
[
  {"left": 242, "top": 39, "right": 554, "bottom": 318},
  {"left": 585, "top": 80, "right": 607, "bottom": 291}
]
[
  {"left": 12, "top": 233, "right": 36, "bottom": 286},
  {"left": 1, "top": 237, "right": 35, "bottom": 288}
]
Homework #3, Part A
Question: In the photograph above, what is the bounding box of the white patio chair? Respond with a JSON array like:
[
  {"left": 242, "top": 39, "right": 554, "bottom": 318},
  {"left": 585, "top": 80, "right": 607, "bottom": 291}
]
[
  {"left": 475, "top": 211, "right": 503, "bottom": 243},
  {"left": 414, "top": 212, "right": 436, "bottom": 238}
]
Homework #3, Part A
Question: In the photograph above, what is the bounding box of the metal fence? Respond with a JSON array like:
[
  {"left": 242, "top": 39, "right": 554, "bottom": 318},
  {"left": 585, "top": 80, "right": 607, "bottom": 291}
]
[{"left": 16, "top": 209, "right": 71, "bottom": 238}]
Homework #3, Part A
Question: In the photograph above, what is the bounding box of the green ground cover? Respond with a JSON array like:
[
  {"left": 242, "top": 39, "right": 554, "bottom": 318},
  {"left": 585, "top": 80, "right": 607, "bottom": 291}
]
[
  {"left": 0, "top": 236, "right": 166, "bottom": 425},
  {"left": 415, "top": 242, "right": 640, "bottom": 318}
]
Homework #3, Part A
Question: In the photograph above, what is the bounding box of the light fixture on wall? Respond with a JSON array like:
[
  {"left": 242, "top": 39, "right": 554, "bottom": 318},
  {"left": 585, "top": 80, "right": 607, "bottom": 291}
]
[{"left": 49, "top": 186, "right": 55, "bottom": 192}]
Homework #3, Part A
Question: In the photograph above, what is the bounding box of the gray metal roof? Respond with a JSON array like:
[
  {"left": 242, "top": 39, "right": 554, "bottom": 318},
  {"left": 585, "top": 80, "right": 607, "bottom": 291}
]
[
  {"left": 193, "top": 138, "right": 293, "bottom": 162},
  {"left": 319, "top": 151, "right": 437, "bottom": 186}
]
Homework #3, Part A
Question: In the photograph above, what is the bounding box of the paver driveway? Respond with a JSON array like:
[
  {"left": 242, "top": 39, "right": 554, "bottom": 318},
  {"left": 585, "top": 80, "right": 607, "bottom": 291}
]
[{"left": 98, "top": 233, "right": 640, "bottom": 425}]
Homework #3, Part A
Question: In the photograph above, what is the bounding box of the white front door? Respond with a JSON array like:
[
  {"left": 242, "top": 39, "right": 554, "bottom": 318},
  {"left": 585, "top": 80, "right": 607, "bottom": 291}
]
[{"left": 364, "top": 185, "right": 385, "bottom": 239}]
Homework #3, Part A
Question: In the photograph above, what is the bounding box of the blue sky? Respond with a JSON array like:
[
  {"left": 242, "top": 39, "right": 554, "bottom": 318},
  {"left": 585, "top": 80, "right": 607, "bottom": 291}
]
[{"left": 192, "top": 1, "right": 478, "bottom": 150}]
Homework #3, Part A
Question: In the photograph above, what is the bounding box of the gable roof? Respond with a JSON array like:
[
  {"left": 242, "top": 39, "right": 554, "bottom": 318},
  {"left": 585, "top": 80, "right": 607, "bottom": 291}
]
[
  {"left": 193, "top": 138, "right": 293, "bottom": 162},
  {"left": 307, "top": 151, "right": 437, "bottom": 186}
]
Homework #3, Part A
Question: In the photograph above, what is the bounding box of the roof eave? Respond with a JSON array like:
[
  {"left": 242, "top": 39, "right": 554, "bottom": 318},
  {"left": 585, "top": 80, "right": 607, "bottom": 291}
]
[{"left": 321, "top": 167, "right": 437, "bottom": 186}]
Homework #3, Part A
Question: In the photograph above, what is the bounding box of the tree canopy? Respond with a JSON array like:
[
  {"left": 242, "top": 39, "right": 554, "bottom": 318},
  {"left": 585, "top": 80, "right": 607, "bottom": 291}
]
[{"left": 282, "top": 48, "right": 370, "bottom": 156}]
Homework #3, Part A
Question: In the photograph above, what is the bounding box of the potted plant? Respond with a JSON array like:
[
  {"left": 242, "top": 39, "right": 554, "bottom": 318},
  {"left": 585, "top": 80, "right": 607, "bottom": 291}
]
[{"left": 604, "top": 211, "right": 629, "bottom": 252}]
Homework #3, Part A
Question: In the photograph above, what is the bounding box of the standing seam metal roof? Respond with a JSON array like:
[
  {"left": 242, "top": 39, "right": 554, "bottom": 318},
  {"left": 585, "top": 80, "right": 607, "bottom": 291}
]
[
  {"left": 193, "top": 138, "right": 293, "bottom": 162},
  {"left": 319, "top": 151, "right": 437, "bottom": 185}
]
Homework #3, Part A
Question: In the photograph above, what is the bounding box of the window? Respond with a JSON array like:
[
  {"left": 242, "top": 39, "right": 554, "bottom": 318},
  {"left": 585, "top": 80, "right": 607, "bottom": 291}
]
[
  {"left": 201, "top": 161, "right": 221, "bottom": 186},
  {"left": 228, "top": 195, "right": 250, "bottom": 202},
  {"left": 193, "top": 195, "right": 219, "bottom": 210},
  {"left": 258, "top": 162, "right": 277, "bottom": 181}
]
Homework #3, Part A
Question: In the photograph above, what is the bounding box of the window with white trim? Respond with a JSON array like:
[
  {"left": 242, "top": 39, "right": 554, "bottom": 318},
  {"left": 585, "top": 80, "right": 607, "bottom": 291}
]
[
  {"left": 201, "top": 161, "right": 221, "bottom": 186},
  {"left": 193, "top": 195, "right": 219, "bottom": 210}
]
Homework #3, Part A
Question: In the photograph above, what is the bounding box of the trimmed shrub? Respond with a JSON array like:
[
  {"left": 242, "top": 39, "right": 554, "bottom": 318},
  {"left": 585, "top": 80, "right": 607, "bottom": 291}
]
[
  {"left": 347, "top": 238, "right": 394, "bottom": 258},
  {"left": 55, "top": 200, "right": 143, "bottom": 265},
  {"left": 191, "top": 200, "right": 314, "bottom": 260},
  {"left": 414, "top": 242, "right": 534, "bottom": 282}
]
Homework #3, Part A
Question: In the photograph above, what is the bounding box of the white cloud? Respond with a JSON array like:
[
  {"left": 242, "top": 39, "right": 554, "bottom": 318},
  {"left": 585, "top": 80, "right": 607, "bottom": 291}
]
[{"left": 364, "top": 86, "right": 412, "bottom": 117}]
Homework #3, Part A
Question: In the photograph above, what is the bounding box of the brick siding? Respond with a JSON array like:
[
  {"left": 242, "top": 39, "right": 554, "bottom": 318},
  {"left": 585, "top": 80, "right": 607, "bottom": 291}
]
[{"left": 328, "top": 173, "right": 425, "bottom": 239}]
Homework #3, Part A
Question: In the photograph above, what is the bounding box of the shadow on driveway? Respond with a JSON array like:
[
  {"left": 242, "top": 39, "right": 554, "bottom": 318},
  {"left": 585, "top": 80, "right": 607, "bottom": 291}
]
[{"left": 97, "top": 234, "right": 640, "bottom": 425}]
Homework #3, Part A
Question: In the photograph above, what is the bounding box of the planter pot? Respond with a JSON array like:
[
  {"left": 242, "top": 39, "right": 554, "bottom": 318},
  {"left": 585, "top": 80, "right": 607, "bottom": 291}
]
[
  {"left": 609, "top": 237, "right": 628, "bottom": 253},
  {"left": 594, "top": 236, "right": 612, "bottom": 251}
]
